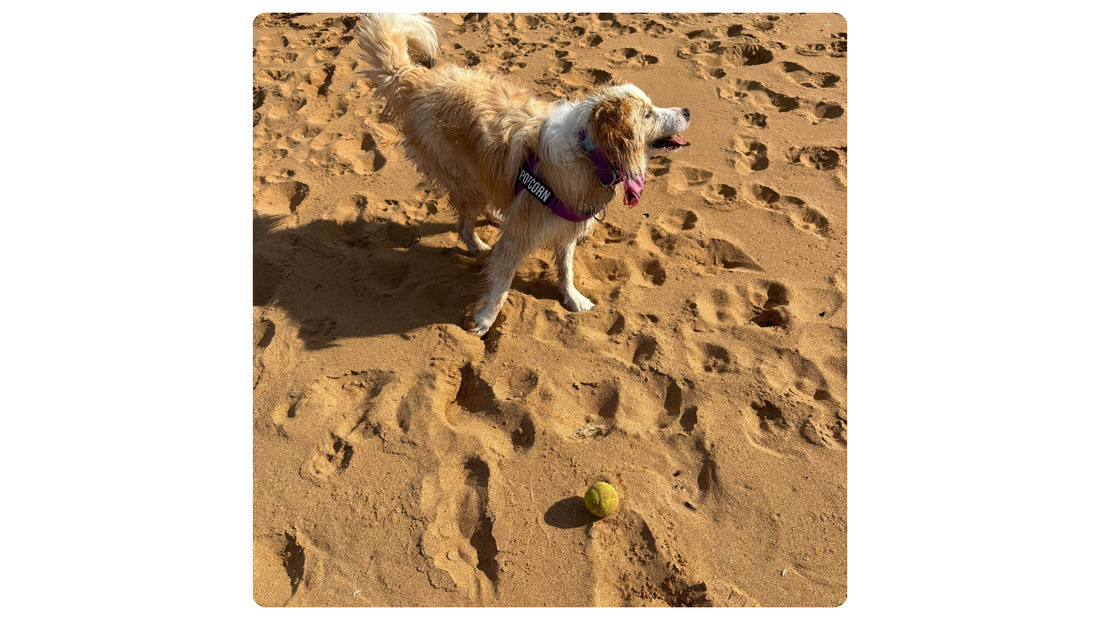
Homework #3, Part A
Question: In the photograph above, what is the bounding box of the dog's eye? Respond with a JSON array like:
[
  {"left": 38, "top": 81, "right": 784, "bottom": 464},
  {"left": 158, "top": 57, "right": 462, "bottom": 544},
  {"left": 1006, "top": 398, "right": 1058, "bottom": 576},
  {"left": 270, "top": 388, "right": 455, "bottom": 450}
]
[{"left": 645, "top": 110, "right": 654, "bottom": 120}]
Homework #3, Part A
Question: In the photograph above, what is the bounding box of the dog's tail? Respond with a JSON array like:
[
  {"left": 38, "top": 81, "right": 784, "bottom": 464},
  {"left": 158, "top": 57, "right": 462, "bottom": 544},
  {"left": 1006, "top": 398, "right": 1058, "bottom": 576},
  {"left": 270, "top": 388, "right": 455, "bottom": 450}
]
[{"left": 356, "top": 13, "right": 440, "bottom": 118}]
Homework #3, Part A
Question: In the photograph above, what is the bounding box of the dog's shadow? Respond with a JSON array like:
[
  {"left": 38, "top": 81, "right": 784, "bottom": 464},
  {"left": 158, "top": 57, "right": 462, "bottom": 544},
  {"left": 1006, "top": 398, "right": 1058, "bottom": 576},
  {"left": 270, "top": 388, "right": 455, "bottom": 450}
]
[{"left": 254, "top": 214, "right": 483, "bottom": 349}]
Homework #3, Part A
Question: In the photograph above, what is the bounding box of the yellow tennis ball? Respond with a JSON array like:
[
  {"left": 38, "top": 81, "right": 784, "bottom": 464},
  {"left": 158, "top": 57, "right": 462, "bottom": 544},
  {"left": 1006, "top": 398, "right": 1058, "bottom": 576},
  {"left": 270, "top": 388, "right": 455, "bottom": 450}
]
[{"left": 584, "top": 481, "right": 619, "bottom": 518}]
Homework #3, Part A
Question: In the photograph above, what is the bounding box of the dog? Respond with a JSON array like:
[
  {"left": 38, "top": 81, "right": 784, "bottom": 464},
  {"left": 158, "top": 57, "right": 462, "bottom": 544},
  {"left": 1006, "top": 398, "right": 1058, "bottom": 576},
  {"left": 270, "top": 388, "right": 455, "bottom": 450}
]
[{"left": 356, "top": 13, "right": 691, "bottom": 336}]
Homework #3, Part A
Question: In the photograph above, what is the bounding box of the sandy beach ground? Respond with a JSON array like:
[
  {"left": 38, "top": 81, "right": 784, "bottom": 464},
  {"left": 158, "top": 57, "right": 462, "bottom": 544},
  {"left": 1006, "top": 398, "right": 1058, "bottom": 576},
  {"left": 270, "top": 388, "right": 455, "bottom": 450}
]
[{"left": 253, "top": 12, "right": 846, "bottom": 606}]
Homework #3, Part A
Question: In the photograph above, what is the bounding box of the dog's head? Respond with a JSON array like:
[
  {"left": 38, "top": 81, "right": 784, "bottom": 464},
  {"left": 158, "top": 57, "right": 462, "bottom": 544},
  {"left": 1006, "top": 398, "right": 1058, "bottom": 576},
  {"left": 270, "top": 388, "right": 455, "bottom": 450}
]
[{"left": 587, "top": 84, "right": 691, "bottom": 206}]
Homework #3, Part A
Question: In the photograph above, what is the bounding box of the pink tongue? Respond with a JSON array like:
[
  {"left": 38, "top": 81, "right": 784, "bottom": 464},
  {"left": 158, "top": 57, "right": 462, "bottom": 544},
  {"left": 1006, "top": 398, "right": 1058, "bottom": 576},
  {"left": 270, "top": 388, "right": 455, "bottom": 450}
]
[
  {"left": 671, "top": 135, "right": 687, "bottom": 145},
  {"left": 623, "top": 173, "right": 646, "bottom": 208}
]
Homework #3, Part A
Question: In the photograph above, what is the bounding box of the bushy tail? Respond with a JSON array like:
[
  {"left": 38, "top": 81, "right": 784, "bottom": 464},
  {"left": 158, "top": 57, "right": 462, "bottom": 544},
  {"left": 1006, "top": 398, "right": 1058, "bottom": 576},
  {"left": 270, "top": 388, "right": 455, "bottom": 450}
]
[{"left": 356, "top": 13, "right": 440, "bottom": 117}]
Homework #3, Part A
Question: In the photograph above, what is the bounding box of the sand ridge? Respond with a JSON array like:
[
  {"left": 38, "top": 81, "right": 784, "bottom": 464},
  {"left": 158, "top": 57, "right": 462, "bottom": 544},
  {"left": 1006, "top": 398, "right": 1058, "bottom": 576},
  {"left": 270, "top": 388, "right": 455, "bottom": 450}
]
[{"left": 253, "top": 12, "right": 846, "bottom": 607}]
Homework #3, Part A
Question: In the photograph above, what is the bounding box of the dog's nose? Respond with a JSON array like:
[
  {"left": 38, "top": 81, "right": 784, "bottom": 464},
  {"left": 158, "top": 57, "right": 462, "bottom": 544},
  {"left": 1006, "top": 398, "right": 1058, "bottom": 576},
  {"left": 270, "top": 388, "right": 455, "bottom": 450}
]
[{"left": 682, "top": 108, "right": 690, "bottom": 121}]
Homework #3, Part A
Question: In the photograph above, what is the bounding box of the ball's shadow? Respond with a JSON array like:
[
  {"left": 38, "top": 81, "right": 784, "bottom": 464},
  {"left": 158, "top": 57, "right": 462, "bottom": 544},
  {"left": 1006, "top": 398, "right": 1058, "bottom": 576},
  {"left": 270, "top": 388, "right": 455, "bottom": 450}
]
[{"left": 544, "top": 496, "right": 598, "bottom": 529}]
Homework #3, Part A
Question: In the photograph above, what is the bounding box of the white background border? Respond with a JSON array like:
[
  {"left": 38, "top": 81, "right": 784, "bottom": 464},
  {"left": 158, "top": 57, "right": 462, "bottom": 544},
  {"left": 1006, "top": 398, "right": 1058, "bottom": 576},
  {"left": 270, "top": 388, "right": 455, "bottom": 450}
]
[{"left": 4, "top": 1, "right": 1098, "bottom": 617}]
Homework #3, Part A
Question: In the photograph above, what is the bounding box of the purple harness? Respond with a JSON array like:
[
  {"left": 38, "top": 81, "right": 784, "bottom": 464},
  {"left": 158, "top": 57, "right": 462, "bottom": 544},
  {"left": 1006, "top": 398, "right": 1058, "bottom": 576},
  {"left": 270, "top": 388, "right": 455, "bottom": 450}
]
[{"left": 513, "top": 129, "right": 619, "bottom": 222}]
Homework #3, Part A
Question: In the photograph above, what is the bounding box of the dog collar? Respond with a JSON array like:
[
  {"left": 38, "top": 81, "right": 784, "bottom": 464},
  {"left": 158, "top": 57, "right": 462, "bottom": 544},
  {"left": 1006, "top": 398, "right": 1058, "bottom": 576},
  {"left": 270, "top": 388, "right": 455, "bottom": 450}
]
[
  {"left": 579, "top": 129, "right": 620, "bottom": 187},
  {"left": 515, "top": 155, "right": 596, "bottom": 222}
]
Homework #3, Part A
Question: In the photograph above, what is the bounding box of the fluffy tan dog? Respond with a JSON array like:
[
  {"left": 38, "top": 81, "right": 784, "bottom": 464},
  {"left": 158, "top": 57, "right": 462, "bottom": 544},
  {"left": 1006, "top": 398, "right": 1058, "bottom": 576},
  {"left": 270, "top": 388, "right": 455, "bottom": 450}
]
[{"left": 356, "top": 13, "right": 691, "bottom": 336}]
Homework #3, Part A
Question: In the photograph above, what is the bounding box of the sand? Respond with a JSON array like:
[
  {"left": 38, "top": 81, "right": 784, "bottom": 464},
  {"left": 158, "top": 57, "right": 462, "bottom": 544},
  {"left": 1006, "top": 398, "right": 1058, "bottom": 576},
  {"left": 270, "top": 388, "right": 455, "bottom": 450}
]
[{"left": 253, "top": 12, "right": 846, "bottom": 607}]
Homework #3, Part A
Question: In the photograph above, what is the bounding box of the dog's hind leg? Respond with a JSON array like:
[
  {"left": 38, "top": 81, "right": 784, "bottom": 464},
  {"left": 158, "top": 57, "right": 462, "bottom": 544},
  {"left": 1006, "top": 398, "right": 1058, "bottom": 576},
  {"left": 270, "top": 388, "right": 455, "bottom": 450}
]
[
  {"left": 449, "top": 187, "right": 493, "bottom": 257},
  {"left": 457, "top": 213, "right": 492, "bottom": 257},
  {"left": 467, "top": 226, "right": 536, "bottom": 337},
  {"left": 554, "top": 240, "right": 595, "bottom": 312}
]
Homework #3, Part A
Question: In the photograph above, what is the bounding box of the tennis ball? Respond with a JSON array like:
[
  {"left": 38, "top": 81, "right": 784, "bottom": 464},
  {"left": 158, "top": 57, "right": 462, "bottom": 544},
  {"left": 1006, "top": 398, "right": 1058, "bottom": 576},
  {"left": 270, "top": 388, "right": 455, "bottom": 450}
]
[{"left": 584, "top": 481, "right": 619, "bottom": 518}]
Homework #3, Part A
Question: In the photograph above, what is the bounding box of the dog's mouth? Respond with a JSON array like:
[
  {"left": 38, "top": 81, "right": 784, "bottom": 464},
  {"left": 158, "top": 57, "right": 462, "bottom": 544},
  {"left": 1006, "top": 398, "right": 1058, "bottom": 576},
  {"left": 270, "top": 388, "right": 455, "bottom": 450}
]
[{"left": 650, "top": 134, "right": 688, "bottom": 152}]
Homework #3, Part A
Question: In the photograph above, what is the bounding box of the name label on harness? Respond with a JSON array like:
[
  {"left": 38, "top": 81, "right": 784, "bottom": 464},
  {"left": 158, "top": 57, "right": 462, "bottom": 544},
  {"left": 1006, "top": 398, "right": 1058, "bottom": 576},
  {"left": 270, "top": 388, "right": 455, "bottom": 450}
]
[{"left": 517, "top": 167, "right": 554, "bottom": 205}]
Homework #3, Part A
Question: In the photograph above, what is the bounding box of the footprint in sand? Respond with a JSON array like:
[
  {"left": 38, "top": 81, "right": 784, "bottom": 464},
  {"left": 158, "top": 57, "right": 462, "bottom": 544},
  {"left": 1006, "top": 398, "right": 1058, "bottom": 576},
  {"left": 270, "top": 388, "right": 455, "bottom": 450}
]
[
  {"left": 726, "top": 137, "right": 769, "bottom": 173},
  {"left": 780, "top": 61, "right": 840, "bottom": 89},
  {"left": 547, "top": 55, "right": 573, "bottom": 76},
  {"left": 585, "top": 254, "right": 633, "bottom": 288},
  {"left": 688, "top": 286, "right": 759, "bottom": 330},
  {"left": 459, "top": 458, "right": 500, "bottom": 585},
  {"left": 718, "top": 79, "right": 799, "bottom": 113},
  {"left": 796, "top": 32, "right": 847, "bottom": 58},
  {"left": 810, "top": 101, "right": 844, "bottom": 123},
  {"left": 448, "top": 363, "right": 537, "bottom": 451},
  {"left": 420, "top": 456, "right": 501, "bottom": 600},
  {"left": 702, "top": 183, "right": 738, "bottom": 206},
  {"left": 742, "top": 395, "right": 846, "bottom": 456},
  {"left": 649, "top": 155, "right": 673, "bottom": 177},
  {"left": 281, "top": 531, "right": 306, "bottom": 597},
  {"left": 749, "top": 282, "right": 791, "bottom": 329},
  {"left": 608, "top": 47, "right": 660, "bottom": 67},
  {"left": 595, "top": 13, "right": 640, "bottom": 35},
  {"left": 298, "top": 63, "right": 335, "bottom": 97},
  {"left": 748, "top": 184, "right": 831, "bottom": 237},
  {"left": 306, "top": 131, "right": 386, "bottom": 176},
  {"left": 284, "top": 371, "right": 399, "bottom": 483},
  {"left": 666, "top": 166, "right": 714, "bottom": 193},
  {"left": 737, "top": 112, "right": 767, "bottom": 128},
  {"left": 733, "top": 342, "right": 847, "bottom": 454},
  {"left": 587, "top": 68, "right": 614, "bottom": 85},
  {"left": 642, "top": 18, "right": 673, "bottom": 36},
  {"left": 752, "top": 400, "right": 788, "bottom": 434},
  {"left": 658, "top": 165, "right": 732, "bottom": 206},
  {"left": 787, "top": 146, "right": 845, "bottom": 171},
  {"left": 254, "top": 33, "right": 298, "bottom": 65},
  {"left": 286, "top": 122, "right": 323, "bottom": 147},
  {"left": 262, "top": 94, "right": 308, "bottom": 121},
  {"left": 701, "top": 343, "right": 733, "bottom": 374},
  {"left": 302, "top": 433, "right": 355, "bottom": 481},
  {"left": 604, "top": 311, "right": 627, "bottom": 336},
  {"left": 306, "top": 93, "right": 348, "bottom": 124},
  {"left": 254, "top": 180, "right": 309, "bottom": 215},
  {"left": 677, "top": 40, "right": 773, "bottom": 79},
  {"left": 648, "top": 218, "right": 760, "bottom": 272},
  {"left": 642, "top": 257, "right": 667, "bottom": 286},
  {"left": 633, "top": 334, "right": 659, "bottom": 367},
  {"left": 358, "top": 132, "right": 388, "bottom": 171},
  {"left": 657, "top": 375, "right": 699, "bottom": 433},
  {"left": 589, "top": 509, "right": 713, "bottom": 606},
  {"left": 670, "top": 209, "right": 698, "bottom": 230}
]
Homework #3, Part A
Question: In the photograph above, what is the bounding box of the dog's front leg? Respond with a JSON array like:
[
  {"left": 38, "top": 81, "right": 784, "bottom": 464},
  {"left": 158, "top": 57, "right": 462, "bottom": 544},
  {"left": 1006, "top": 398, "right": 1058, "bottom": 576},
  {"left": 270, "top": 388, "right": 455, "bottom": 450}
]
[
  {"left": 555, "top": 241, "right": 595, "bottom": 312},
  {"left": 468, "top": 233, "right": 530, "bottom": 336}
]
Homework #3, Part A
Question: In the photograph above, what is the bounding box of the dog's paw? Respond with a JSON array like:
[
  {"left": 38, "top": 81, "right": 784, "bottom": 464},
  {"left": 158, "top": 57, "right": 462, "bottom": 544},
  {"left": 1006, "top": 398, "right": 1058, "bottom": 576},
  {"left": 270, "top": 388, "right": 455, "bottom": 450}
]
[
  {"left": 562, "top": 291, "right": 596, "bottom": 312},
  {"left": 467, "top": 309, "right": 498, "bottom": 337},
  {"left": 465, "top": 240, "right": 492, "bottom": 258}
]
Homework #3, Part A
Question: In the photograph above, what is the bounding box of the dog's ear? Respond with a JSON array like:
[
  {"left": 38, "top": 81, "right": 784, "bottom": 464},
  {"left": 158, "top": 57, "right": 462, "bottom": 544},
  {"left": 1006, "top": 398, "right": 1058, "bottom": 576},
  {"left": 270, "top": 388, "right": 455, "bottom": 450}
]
[{"left": 591, "top": 94, "right": 647, "bottom": 180}]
